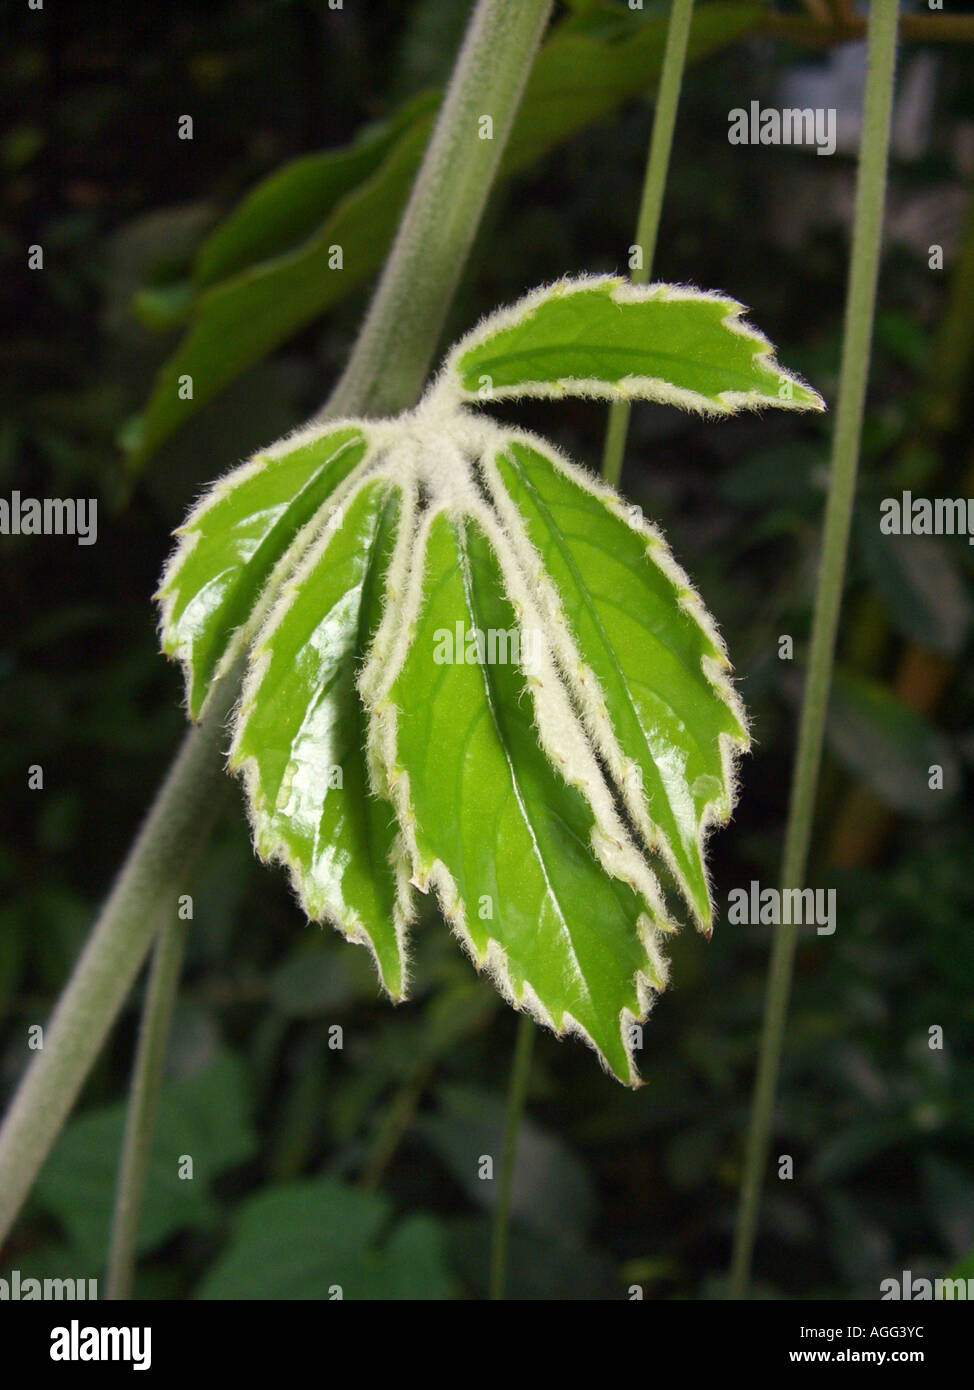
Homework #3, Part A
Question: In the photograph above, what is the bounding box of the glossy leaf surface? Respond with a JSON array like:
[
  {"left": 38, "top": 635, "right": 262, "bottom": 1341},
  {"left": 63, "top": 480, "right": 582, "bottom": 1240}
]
[
  {"left": 159, "top": 275, "right": 823, "bottom": 1081},
  {"left": 230, "top": 478, "right": 407, "bottom": 997},
  {"left": 447, "top": 277, "right": 824, "bottom": 413},
  {"left": 157, "top": 425, "right": 367, "bottom": 717},
  {"left": 373, "top": 510, "right": 668, "bottom": 1082},
  {"left": 488, "top": 436, "right": 747, "bottom": 928}
]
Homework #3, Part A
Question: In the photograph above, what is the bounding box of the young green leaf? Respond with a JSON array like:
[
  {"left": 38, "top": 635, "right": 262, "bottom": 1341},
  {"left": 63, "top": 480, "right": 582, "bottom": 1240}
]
[
  {"left": 157, "top": 274, "right": 824, "bottom": 1082},
  {"left": 442, "top": 275, "right": 824, "bottom": 413}
]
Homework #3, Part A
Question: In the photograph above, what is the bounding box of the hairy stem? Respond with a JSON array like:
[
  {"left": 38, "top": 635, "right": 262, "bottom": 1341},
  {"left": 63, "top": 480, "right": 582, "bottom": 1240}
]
[
  {"left": 324, "top": 0, "right": 553, "bottom": 420},
  {"left": 0, "top": 0, "right": 553, "bottom": 1254},
  {"left": 104, "top": 911, "right": 191, "bottom": 1300},
  {"left": 489, "top": 1013, "right": 535, "bottom": 1300},
  {"left": 601, "top": 0, "right": 695, "bottom": 487},
  {"left": 0, "top": 686, "right": 234, "bottom": 1248},
  {"left": 729, "top": 0, "right": 899, "bottom": 1299}
]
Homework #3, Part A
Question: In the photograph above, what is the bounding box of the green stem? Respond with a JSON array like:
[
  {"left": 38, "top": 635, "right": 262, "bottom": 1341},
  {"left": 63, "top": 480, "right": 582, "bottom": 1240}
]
[
  {"left": 325, "top": 0, "right": 554, "bottom": 420},
  {"left": 601, "top": 0, "right": 695, "bottom": 487},
  {"left": 359, "top": 1058, "right": 433, "bottom": 1194},
  {"left": 489, "top": 1013, "right": 535, "bottom": 1300},
  {"left": 104, "top": 911, "right": 191, "bottom": 1300},
  {"left": 0, "top": 0, "right": 553, "bottom": 1254},
  {"left": 728, "top": 0, "right": 899, "bottom": 1300},
  {"left": 0, "top": 682, "right": 234, "bottom": 1248}
]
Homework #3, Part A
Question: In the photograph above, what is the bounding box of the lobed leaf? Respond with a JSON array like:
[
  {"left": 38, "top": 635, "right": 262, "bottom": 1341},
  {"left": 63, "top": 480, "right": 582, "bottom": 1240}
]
[
  {"left": 444, "top": 276, "right": 825, "bottom": 413},
  {"left": 157, "top": 273, "right": 822, "bottom": 1081},
  {"left": 36, "top": 1052, "right": 255, "bottom": 1261}
]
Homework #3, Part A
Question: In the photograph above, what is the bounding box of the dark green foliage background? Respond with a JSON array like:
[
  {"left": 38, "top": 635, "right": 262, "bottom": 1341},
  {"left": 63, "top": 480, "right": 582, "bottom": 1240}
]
[{"left": 2, "top": 0, "right": 973, "bottom": 1298}]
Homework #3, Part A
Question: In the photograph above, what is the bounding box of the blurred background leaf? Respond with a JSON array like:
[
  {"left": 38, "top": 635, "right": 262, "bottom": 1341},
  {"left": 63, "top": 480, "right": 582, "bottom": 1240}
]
[{"left": 196, "top": 1175, "right": 452, "bottom": 1299}]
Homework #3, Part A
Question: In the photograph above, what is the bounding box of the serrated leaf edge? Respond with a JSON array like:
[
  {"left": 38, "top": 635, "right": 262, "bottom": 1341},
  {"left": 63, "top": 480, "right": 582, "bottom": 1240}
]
[
  {"left": 360, "top": 460, "right": 674, "bottom": 1085},
  {"left": 226, "top": 465, "right": 419, "bottom": 1000},
  {"left": 437, "top": 273, "right": 825, "bottom": 415},
  {"left": 471, "top": 418, "right": 750, "bottom": 934},
  {"left": 156, "top": 420, "right": 375, "bottom": 720},
  {"left": 157, "top": 271, "right": 824, "bottom": 1076}
]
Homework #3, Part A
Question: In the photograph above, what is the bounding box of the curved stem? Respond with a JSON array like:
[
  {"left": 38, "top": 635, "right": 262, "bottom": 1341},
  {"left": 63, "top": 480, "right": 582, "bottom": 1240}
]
[
  {"left": 324, "top": 0, "right": 554, "bottom": 420},
  {"left": 729, "top": 0, "right": 899, "bottom": 1299},
  {"left": 601, "top": 0, "right": 695, "bottom": 487},
  {"left": 0, "top": 0, "right": 554, "bottom": 1255},
  {"left": 489, "top": 1013, "right": 535, "bottom": 1300},
  {"left": 0, "top": 681, "right": 234, "bottom": 1248},
  {"left": 105, "top": 911, "right": 191, "bottom": 1300}
]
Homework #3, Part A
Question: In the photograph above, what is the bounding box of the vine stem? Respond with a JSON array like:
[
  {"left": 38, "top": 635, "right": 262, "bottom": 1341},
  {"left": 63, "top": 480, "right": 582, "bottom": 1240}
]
[
  {"left": 728, "top": 0, "right": 899, "bottom": 1299},
  {"left": 601, "top": 0, "right": 696, "bottom": 487},
  {"left": 323, "top": 0, "right": 554, "bottom": 421},
  {"left": 105, "top": 911, "right": 191, "bottom": 1299},
  {"left": 489, "top": 1013, "right": 535, "bottom": 1300},
  {"left": 0, "top": 0, "right": 553, "bottom": 1255},
  {"left": 0, "top": 686, "right": 234, "bottom": 1247}
]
